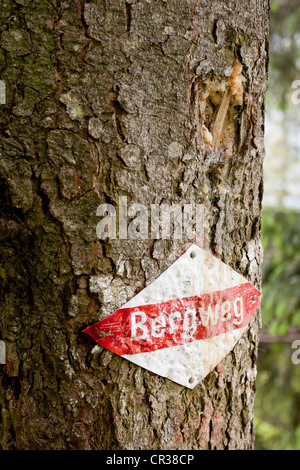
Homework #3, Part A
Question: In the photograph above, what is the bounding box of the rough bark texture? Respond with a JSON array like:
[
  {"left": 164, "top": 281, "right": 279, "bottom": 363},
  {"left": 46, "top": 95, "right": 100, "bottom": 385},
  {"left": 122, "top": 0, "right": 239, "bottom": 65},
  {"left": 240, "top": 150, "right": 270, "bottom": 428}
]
[{"left": 0, "top": 0, "right": 269, "bottom": 450}]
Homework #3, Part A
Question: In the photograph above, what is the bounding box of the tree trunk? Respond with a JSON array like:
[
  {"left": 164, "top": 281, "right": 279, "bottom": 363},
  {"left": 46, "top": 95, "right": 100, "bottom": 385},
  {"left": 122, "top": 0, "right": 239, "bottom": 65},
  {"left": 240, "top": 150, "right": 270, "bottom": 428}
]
[{"left": 0, "top": 0, "right": 269, "bottom": 450}]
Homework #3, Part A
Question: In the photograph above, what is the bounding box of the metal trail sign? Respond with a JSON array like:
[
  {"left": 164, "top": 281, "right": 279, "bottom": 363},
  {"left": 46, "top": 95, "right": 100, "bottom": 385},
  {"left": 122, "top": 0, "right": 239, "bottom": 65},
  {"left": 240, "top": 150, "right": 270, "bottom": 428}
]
[{"left": 83, "top": 245, "right": 261, "bottom": 388}]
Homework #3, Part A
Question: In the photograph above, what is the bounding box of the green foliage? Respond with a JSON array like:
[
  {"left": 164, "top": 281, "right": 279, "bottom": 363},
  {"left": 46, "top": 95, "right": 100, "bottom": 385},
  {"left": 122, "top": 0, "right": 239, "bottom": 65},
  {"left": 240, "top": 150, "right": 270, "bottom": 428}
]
[
  {"left": 255, "top": 0, "right": 300, "bottom": 451},
  {"left": 255, "top": 341, "right": 300, "bottom": 450},
  {"left": 268, "top": 0, "right": 300, "bottom": 109},
  {"left": 261, "top": 208, "right": 300, "bottom": 334},
  {"left": 255, "top": 208, "right": 300, "bottom": 450}
]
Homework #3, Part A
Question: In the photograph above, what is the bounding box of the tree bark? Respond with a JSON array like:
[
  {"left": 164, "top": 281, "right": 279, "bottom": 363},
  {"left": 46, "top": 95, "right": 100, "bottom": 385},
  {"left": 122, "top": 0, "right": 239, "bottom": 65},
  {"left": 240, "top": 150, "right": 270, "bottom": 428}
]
[{"left": 0, "top": 0, "right": 269, "bottom": 450}]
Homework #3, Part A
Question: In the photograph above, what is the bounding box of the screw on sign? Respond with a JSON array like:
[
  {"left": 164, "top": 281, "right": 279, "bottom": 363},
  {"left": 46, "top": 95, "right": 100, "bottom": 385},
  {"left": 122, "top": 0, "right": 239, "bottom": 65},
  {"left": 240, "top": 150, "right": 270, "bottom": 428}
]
[{"left": 83, "top": 245, "right": 261, "bottom": 388}]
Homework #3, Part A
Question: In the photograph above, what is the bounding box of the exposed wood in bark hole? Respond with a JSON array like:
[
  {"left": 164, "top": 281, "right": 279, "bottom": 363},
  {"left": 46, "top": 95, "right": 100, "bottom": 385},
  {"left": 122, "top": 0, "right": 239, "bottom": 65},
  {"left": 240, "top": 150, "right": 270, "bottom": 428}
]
[{"left": 191, "top": 64, "right": 245, "bottom": 155}]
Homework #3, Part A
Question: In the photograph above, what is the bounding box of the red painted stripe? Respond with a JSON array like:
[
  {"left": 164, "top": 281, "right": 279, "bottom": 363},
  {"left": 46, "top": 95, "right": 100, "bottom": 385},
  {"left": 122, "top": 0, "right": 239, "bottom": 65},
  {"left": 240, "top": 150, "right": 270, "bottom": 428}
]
[{"left": 83, "top": 282, "right": 261, "bottom": 356}]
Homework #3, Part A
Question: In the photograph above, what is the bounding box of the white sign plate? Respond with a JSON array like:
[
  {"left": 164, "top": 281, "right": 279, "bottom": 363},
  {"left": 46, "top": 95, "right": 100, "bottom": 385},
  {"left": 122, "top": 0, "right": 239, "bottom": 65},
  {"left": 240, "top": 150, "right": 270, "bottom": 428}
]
[{"left": 84, "top": 245, "right": 261, "bottom": 388}]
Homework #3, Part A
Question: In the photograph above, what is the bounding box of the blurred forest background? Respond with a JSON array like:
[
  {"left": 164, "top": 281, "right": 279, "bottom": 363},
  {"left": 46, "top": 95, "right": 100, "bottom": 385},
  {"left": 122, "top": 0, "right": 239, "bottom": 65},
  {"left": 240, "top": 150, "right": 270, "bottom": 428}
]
[{"left": 254, "top": 0, "right": 300, "bottom": 450}]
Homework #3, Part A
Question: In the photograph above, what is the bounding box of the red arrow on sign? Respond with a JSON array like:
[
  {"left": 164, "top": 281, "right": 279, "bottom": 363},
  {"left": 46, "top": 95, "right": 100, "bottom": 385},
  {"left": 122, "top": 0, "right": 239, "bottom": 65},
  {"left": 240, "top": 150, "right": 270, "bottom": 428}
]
[{"left": 83, "top": 282, "right": 260, "bottom": 356}]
